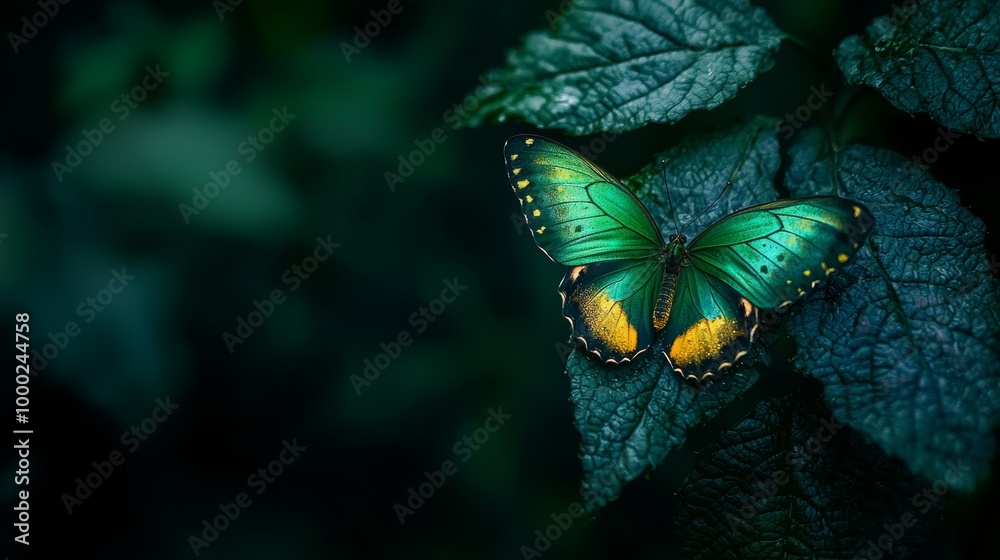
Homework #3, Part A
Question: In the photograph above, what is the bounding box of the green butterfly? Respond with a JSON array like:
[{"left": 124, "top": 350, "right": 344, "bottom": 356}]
[{"left": 504, "top": 135, "right": 874, "bottom": 381}]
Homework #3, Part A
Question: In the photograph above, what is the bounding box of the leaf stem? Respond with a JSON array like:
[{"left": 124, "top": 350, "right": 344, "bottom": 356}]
[
  {"left": 831, "top": 86, "right": 874, "bottom": 145},
  {"left": 784, "top": 35, "right": 827, "bottom": 73}
]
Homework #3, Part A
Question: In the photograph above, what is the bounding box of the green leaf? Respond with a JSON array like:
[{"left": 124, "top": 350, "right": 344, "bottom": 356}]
[
  {"left": 676, "top": 385, "right": 940, "bottom": 559},
  {"left": 626, "top": 118, "right": 782, "bottom": 240},
  {"left": 785, "top": 135, "right": 1000, "bottom": 490},
  {"left": 466, "top": 0, "right": 785, "bottom": 135},
  {"left": 835, "top": 0, "right": 1000, "bottom": 138},
  {"left": 569, "top": 119, "right": 780, "bottom": 509},
  {"left": 570, "top": 353, "right": 759, "bottom": 510}
]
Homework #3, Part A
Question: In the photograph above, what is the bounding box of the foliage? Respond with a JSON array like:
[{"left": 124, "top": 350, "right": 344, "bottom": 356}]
[{"left": 465, "top": 0, "right": 1000, "bottom": 555}]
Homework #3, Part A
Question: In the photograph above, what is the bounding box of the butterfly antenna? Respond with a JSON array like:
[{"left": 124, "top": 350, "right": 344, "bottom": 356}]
[
  {"left": 660, "top": 160, "right": 681, "bottom": 233},
  {"left": 678, "top": 178, "right": 733, "bottom": 237}
]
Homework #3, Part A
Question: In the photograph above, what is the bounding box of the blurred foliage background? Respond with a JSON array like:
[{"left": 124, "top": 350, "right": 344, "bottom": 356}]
[{"left": 1, "top": 0, "right": 997, "bottom": 558}]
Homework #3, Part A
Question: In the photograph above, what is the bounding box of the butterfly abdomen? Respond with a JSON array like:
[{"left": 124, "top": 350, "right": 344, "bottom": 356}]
[{"left": 653, "top": 270, "right": 676, "bottom": 331}]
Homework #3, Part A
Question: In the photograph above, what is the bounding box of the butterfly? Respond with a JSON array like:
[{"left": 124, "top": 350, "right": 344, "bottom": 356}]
[{"left": 504, "top": 135, "right": 874, "bottom": 381}]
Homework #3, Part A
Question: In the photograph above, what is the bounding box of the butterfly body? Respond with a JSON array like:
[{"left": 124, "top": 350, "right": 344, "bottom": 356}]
[{"left": 505, "top": 135, "right": 873, "bottom": 380}]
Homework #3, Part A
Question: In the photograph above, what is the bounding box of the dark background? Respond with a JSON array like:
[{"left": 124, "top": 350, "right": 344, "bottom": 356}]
[{"left": 1, "top": 0, "right": 997, "bottom": 558}]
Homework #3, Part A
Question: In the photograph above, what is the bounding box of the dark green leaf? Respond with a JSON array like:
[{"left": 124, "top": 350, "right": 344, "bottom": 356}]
[
  {"left": 466, "top": 0, "right": 785, "bottom": 135},
  {"left": 569, "top": 119, "right": 780, "bottom": 509},
  {"left": 785, "top": 136, "right": 1000, "bottom": 489},
  {"left": 835, "top": 0, "right": 1000, "bottom": 138},
  {"left": 783, "top": 127, "right": 838, "bottom": 196},
  {"left": 626, "top": 118, "right": 783, "bottom": 239},
  {"left": 676, "top": 386, "right": 940, "bottom": 559}
]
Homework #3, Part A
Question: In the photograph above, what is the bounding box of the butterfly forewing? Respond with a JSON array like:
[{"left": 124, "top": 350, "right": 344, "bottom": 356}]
[
  {"left": 504, "top": 135, "right": 664, "bottom": 266},
  {"left": 685, "top": 197, "right": 874, "bottom": 309}
]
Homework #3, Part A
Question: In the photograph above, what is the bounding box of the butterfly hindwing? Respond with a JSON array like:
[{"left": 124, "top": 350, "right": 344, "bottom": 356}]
[
  {"left": 661, "top": 267, "right": 759, "bottom": 381},
  {"left": 559, "top": 259, "right": 664, "bottom": 363},
  {"left": 686, "top": 197, "right": 874, "bottom": 309},
  {"left": 504, "top": 135, "right": 663, "bottom": 266}
]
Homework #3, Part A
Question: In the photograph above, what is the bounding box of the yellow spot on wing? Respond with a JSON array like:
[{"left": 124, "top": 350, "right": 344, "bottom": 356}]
[
  {"left": 535, "top": 226, "right": 546, "bottom": 234},
  {"left": 803, "top": 270, "right": 811, "bottom": 277},
  {"left": 510, "top": 154, "right": 518, "bottom": 160},
  {"left": 548, "top": 167, "right": 574, "bottom": 180},
  {"left": 525, "top": 195, "right": 533, "bottom": 203},
  {"left": 577, "top": 288, "right": 637, "bottom": 355},
  {"left": 525, "top": 138, "right": 534, "bottom": 145},
  {"left": 668, "top": 317, "right": 740, "bottom": 368},
  {"left": 517, "top": 180, "right": 530, "bottom": 189},
  {"left": 853, "top": 205, "right": 862, "bottom": 218},
  {"left": 838, "top": 253, "right": 849, "bottom": 263},
  {"left": 532, "top": 209, "right": 540, "bottom": 217},
  {"left": 569, "top": 266, "right": 586, "bottom": 282},
  {"left": 512, "top": 167, "right": 521, "bottom": 175}
]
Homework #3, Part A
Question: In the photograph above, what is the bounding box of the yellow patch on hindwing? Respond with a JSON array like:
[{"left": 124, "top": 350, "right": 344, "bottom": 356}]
[
  {"left": 668, "top": 317, "right": 741, "bottom": 368},
  {"left": 576, "top": 288, "right": 637, "bottom": 355},
  {"left": 517, "top": 180, "right": 530, "bottom": 189},
  {"left": 525, "top": 138, "right": 534, "bottom": 145}
]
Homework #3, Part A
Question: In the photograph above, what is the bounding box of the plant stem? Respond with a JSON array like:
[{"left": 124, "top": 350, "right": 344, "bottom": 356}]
[{"left": 784, "top": 35, "right": 827, "bottom": 73}]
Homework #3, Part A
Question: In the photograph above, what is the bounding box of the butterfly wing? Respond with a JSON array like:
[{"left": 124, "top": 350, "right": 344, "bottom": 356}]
[
  {"left": 559, "top": 259, "right": 665, "bottom": 363},
  {"left": 661, "top": 266, "right": 760, "bottom": 381},
  {"left": 686, "top": 197, "right": 874, "bottom": 309},
  {"left": 504, "top": 135, "right": 664, "bottom": 266}
]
